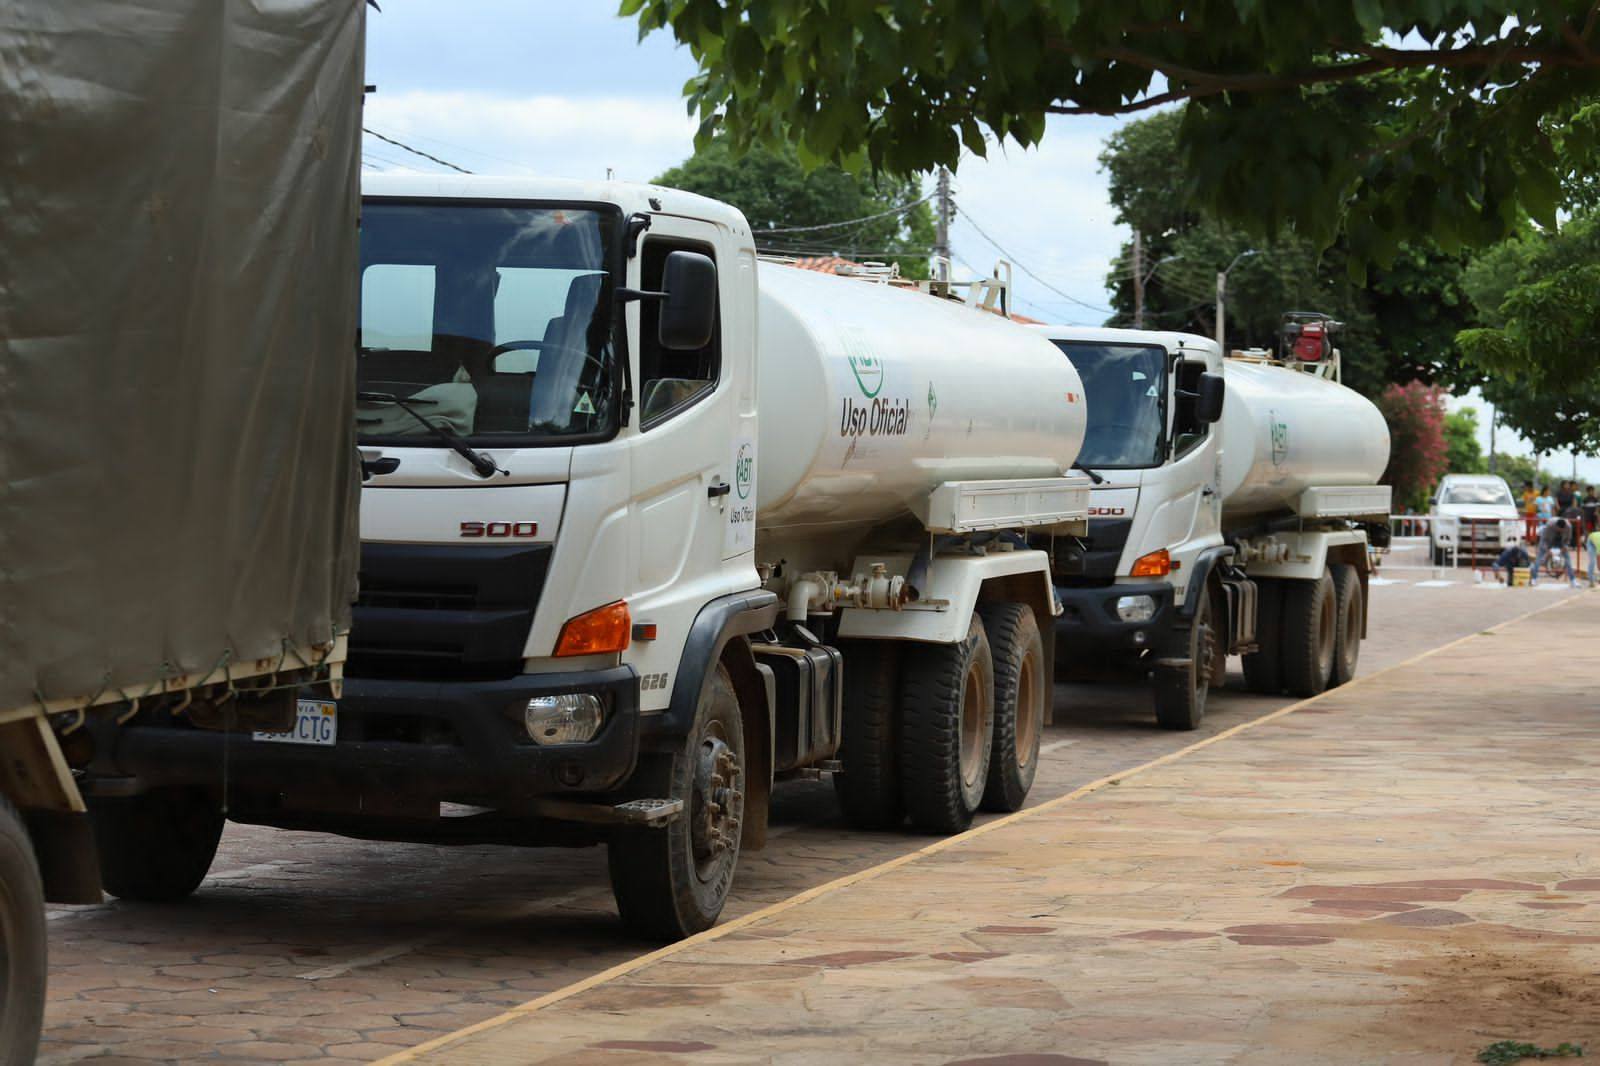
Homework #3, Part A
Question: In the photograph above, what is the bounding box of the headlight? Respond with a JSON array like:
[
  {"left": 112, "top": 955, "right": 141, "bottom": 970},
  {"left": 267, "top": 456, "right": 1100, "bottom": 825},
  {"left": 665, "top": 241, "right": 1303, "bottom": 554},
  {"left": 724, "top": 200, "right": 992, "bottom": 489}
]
[
  {"left": 1115, "top": 594, "right": 1157, "bottom": 623},
  {"left": 522, "top": 694, "right": 603, "bottom": 745},
  {"left": 1501, "top": 519, "right": 1524, "bottom": 540}
]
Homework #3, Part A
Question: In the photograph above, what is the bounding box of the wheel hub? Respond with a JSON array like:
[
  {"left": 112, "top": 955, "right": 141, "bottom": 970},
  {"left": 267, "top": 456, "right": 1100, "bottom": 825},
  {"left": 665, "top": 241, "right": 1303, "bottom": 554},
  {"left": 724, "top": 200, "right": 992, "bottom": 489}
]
[
  {"left": 691, "top": 734, "right": 743, "bottom": 869},
  {"left": 1196, "top": 619, "right": 1217, "bottom": 688}
]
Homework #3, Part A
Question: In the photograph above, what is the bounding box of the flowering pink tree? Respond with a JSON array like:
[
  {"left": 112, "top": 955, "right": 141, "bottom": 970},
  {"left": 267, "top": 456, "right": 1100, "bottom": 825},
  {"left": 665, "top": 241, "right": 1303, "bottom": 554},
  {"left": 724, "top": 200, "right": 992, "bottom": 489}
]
[{"left": 1374, "top": 381, "right": 1449, "bottom": 512}]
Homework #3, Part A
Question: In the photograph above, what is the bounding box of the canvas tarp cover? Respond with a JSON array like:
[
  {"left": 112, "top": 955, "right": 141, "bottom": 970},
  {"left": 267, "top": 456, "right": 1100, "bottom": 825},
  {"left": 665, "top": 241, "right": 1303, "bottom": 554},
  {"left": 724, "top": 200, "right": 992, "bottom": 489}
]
[{"left": 0, "top": 0, "right": 364, "bottom": 712}]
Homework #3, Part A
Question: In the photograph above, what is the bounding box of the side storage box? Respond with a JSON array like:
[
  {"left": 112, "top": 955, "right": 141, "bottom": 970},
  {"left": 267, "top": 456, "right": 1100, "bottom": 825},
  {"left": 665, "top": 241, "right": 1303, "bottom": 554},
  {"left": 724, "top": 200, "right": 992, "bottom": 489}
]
[{"left": 752, "top": 644, "right": 843, "bottom": 774}]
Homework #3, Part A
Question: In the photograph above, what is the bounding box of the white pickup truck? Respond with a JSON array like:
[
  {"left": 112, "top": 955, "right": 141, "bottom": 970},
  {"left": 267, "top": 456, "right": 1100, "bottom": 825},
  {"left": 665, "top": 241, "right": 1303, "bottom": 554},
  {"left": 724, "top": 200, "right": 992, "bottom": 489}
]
[{"left": 1428, "top": 474, "right": 1523, "bottom": 566}]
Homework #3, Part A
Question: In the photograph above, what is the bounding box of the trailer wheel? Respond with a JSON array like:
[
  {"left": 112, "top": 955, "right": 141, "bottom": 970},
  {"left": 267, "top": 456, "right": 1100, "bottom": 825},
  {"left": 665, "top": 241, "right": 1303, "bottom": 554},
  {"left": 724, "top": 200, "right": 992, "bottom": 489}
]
[
  {"left": 1330, "top": 564, "right": 1362, "bottom": 688},
  {"left": 977, "top": 603, "right": 1044, "bottom": 812},
  {"left": 898, "top": 613, "right": 994, "bottom": 833},
  {"left": 91, "top": 786, "right": 224, "bottom": 902},
  {"left": 0, "top": 795, "right": 45, "bottom": 1066},
  {"left": 1242, "top": 578, "right": 1285, "bottom": 695},
  {"left": 609, "top": 664, "right": 744, "bottom": 940},
  {"left": 1153, "top": 587, "right": 1216, "bottom": 731},
  {"left": 1281, "top": 570, "right": 1337, "bottom": 698},
  {"left": 832, "top": 642, "right": 904, "bottom": 829}
]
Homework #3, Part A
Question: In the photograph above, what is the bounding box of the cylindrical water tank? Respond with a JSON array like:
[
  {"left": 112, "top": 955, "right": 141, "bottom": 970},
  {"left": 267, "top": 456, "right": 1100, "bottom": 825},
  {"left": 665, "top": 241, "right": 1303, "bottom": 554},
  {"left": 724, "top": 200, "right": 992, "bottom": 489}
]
[
  {"left": 756, "top": 264, "right": 1087, "bottom": 533},
  {"left": 1218, "top": 359, "right": 1391, "bottom": 520}
]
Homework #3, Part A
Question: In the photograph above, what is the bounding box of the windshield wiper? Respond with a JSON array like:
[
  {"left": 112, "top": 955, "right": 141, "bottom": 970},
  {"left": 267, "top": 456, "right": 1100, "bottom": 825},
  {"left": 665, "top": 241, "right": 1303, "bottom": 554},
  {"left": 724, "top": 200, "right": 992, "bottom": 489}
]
[
  {"left": 1072, "top": 462, "right": 1106, "bottom": 485},
  {"left": 356, "top": 391, "right": 505, "bottom": 479}
]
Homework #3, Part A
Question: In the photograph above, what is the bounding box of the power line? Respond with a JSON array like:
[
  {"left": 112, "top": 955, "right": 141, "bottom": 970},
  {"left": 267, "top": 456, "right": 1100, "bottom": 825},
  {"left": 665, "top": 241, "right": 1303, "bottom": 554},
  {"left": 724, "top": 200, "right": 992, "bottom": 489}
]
[
  {"left": 953, "top": 205, "right": 1113, "bottom": 314},
  {"left": 363, "top": 127, "right": 472, "bottom": 174},
  {"left": 759, "top": 192, "right": 935, "bottom": 234}
]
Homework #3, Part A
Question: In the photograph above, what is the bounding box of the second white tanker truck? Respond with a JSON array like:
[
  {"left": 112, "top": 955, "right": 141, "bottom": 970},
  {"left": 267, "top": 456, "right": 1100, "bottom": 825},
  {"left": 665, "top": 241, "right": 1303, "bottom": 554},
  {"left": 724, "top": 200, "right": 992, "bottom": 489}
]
[
  {"left": 1033, "top": 314, "right": 1392, "bottom": 729},
  {"left": 82, "top": 174, "right": 1093, "bottom": 941}
]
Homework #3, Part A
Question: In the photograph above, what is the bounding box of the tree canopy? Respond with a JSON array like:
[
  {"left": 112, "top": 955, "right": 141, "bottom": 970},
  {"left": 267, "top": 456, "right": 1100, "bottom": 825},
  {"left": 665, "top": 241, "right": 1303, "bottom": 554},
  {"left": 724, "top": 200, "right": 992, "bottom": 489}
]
[
  {"left": 1098, "top": 109, "right": 1473, "bottom": 397},
  {"left": 653, "top": 138, "right": 935, "bottom": 276},
  {"left": 623, "top": 0, "right": 1600, "bottom": 262},
  {"left": 1457, "top": 210, "right": 1600, "bottom": 454}
]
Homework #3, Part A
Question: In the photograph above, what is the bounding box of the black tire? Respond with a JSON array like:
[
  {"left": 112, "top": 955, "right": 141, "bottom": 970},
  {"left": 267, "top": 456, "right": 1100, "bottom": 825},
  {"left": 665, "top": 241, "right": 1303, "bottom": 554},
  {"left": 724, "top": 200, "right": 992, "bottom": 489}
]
[
  {"left": 898, "top": 613, "right": 995, "bottom": 834},
  {"left": 609, "top": 664, "right": 744, "bottom": 940},
  {"left": 90, "top": 786, "right": 224, "bottom": 902},
  {"left": 976, "top": 603, "right": 1044, "bottom": 812},
  {"left": 1330, "top": 564, "right": 1362, "bottom": 688},
  {"left": 1242, "top": 578, "right": 1284, "bottom": 695},
  {"left": 0, "top": 796, "right": 45, "bottom": 1066},
  {"left": 832, "top": 642, "right": 904, "bottom": 829},
  {"left": 1153, "top": 586, "right": 1216, "bottom": 731},
  {"left": 1281, "top": 570, "right": 1337, "bottom": 698}
]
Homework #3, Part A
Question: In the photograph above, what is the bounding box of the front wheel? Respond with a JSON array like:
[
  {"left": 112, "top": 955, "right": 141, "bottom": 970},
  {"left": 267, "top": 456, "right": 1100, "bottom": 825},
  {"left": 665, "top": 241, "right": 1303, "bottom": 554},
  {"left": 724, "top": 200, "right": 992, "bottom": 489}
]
[
  {"left": 1153, "top": 586, "right": 1216, "bottom": 731},
  {"left": 609, "top": 664, "right": 745, "bottom": 940},
  {"left": 90, "top": 786, "right": 224, "bottom": 902},
  {"left": 977, "top": 603, "right": 1045, "bottom": 813},
  {"left": 898, "top": 613, "right": 995, "bottom": 834},
  {"left": 0, "top": 796, "right": 46, "bottom": 1066}
]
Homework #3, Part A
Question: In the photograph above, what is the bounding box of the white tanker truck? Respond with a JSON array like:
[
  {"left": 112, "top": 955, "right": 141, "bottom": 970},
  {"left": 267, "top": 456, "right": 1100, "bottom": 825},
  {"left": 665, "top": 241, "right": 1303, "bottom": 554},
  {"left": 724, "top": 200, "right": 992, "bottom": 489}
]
[
  {"left": 1033, "top": 314, "right": 1391, "bottom": 729},
  {"left": 82, "top": 174, "right": 1092, "bottom": 941}
]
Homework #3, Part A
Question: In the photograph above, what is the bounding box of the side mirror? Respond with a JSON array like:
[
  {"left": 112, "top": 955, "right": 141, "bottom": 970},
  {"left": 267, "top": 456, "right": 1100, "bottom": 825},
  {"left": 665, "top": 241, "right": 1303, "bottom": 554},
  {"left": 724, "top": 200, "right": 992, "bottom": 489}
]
[
  {"left": 1195, "top": 371, "right": 1225, "bottom": 424},
  {"left": 659, "top": 250, "right": 717, "bottom": 351}
]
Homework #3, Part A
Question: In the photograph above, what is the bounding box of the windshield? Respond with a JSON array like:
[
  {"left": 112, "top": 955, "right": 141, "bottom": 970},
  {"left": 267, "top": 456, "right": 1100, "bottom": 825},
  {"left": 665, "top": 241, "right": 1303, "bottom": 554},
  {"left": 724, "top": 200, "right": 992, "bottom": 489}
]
[
  {"left": 1050, "top": 341, "right": 1167, "bottom": 468},
  {"left": 1443, "top": 484, "right": 1514, "bottom": 506},
  {"left": 358, "top": 202, "right": 617, "bottom": 444}
]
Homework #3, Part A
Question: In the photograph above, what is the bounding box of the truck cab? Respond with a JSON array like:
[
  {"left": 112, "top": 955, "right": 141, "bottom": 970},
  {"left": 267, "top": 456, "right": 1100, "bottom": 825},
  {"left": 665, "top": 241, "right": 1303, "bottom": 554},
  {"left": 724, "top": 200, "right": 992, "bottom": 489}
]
[{"left": 1030, "top": 327, "right": 1227, "bottom": 677}]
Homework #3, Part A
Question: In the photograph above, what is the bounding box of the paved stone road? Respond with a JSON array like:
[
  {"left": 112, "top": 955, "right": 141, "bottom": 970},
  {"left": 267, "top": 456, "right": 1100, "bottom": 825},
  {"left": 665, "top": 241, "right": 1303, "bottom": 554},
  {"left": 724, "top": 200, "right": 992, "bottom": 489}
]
[
  {"left": 40, "top": 581, "right": 1577, "bottom": 1064},
  {"left": 394, "top": 591, "right": 1599, "bottom": 1066}
]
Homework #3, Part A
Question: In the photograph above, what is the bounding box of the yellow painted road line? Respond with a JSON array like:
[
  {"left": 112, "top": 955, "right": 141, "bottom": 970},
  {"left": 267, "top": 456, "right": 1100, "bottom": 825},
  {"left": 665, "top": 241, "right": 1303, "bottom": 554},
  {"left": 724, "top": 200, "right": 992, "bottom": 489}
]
[{"left": 376, "top": 591, "right": 1584, "bottom": 1065}]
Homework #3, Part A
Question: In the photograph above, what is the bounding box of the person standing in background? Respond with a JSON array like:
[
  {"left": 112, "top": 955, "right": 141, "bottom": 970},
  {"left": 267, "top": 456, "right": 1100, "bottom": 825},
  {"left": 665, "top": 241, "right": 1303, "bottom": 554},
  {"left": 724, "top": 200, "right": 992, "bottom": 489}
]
[
  {"left": 1521, "top": 481, "right": 1539, "bottom": 516},
  {"left": 1536, "top": 485, "right": 1557, "bottom": 520},
  {"left": 1556, "top": 480, "right": 1577, "bottom": 515}
]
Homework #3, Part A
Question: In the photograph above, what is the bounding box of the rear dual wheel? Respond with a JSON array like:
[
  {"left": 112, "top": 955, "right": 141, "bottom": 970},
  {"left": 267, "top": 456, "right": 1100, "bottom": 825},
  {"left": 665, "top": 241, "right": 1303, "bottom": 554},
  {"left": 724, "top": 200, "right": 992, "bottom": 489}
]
[
  {"left": 898, "top": 614, "right": 995, "bottom": 833},
  {"left": 976, "top": 604, "right": 1045, "bottom": 812}
]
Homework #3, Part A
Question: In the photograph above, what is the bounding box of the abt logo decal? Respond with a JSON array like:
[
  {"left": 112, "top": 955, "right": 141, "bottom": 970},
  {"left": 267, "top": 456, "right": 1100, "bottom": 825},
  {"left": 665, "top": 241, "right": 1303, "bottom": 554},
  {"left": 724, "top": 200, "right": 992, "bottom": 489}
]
[{"left": 460, "top": 521, "right": 539, "bottom": 538}]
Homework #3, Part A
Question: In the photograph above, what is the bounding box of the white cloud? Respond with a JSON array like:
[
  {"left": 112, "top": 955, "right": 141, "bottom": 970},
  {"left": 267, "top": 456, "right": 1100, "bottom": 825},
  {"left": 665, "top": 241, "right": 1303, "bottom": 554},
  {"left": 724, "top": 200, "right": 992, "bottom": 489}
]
[{"left": 363, "top": 91, "right": 698, "bottom": 184}]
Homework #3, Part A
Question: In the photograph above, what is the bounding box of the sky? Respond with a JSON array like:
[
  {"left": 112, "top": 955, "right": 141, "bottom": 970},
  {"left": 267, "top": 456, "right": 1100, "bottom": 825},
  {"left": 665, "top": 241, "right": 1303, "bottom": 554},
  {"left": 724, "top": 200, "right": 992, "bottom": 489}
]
[
  {"left": 361, "top": 2, "right": 1596, "bottom": 482},
  {"left": 360, "top": 1, "right": 1123, "bottom": 327}
]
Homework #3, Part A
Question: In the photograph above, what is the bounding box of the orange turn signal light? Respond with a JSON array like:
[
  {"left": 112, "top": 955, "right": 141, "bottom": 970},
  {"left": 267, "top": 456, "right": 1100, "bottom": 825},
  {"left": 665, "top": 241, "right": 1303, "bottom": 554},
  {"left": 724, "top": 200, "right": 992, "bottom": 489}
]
[
  {"left": 1129, "top": 549, "right": 1171, "bottom": 578},
  {"left": 554, "top": 601, "right": 631, "bottom": 657}
]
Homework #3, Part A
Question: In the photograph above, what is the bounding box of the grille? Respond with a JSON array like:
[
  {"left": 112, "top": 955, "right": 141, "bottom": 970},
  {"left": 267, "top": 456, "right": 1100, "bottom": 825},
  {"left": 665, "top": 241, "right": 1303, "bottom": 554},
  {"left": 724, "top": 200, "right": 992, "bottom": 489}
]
[{"left": 348, "top": 543, "right": 553, "bottom": 680}]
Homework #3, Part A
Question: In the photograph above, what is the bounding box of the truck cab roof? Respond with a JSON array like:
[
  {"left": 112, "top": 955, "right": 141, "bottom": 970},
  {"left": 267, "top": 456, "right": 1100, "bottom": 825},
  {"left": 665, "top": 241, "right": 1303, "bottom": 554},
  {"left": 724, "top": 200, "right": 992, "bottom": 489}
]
[
  {"left": 360, "top": 173, "right": 754, "bottom": 239},
  {"left": 1028, "top": 323, "right": 1219, "bottom": 356}
]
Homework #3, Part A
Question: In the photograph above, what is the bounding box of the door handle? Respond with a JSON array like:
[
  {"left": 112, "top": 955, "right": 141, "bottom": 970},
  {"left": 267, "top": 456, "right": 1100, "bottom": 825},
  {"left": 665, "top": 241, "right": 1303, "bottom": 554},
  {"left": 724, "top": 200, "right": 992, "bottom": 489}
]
[{"left": 708, "top": 482, "right": 731, "bottom": 499}]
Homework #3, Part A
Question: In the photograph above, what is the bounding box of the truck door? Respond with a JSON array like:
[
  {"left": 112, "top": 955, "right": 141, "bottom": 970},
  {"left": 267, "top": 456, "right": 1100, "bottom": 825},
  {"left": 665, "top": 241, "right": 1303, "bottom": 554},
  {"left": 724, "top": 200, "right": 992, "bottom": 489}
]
[
  {"left": 1165, "top": 351, "right": 1224, "bottom": 596},
  {"left": 626, "top": 218, "right": 750, "bottom": 711}
]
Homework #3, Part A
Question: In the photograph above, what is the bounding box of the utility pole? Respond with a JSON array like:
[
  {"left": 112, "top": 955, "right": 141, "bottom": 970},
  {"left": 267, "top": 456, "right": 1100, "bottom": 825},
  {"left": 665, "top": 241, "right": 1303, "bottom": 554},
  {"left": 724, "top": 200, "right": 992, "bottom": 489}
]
[
  {"left": 1132, "top": 232, "right": 1145, "bottom": 329},
  {"left": 1215, "top": 269, "right": 1227, "bottom": 347},
  {"left": 1216, "top": 249, "right": 1260, "bottom": 349},
  {"left": 1488, "top": 404, "right": 1497, "bottom": 474},
  {"left": 933, "top": 167, "right": 952, "bottom": 281}
]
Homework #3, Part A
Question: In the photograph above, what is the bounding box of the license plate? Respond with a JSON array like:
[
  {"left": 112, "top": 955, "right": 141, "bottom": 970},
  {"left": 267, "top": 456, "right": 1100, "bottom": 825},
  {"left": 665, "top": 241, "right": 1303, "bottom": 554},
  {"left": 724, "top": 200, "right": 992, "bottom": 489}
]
[{"left": 253, "top": 699, "right": 337, "bottom": 746}]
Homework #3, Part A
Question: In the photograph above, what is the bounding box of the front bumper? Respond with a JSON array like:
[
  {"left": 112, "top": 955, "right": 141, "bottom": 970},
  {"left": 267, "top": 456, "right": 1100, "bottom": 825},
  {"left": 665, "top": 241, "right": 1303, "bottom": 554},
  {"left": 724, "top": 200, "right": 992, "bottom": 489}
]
[
  {"left": 1054, "top": 580, "right": 1176, "bottom": 662},
  {"left": 87, "top": 666, "right": 641, "bottom": 813}
]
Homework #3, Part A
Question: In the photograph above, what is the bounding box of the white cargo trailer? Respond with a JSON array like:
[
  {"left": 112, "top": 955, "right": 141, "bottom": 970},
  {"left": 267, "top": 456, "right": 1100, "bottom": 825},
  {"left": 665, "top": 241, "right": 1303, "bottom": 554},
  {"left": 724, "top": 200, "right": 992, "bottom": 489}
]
[
  {"left": 1033, "top": 316, "right": 1391, "bottom": 729},
  {"left": 89, "top": 174, "right": 1093, "bottom": 941}
]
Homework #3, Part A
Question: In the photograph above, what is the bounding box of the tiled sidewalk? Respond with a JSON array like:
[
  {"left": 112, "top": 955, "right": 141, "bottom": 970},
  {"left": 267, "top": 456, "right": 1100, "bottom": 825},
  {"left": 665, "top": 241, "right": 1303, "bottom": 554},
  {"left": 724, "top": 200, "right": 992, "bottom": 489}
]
[{"left": 394, "top": 595, "right": 1600, "bottom": 1066}]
